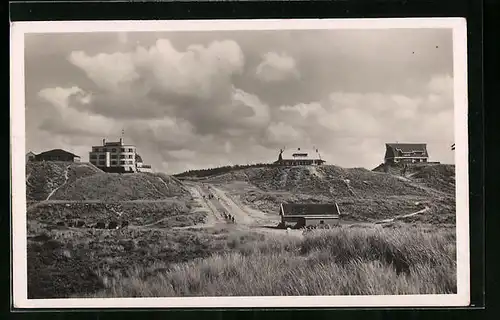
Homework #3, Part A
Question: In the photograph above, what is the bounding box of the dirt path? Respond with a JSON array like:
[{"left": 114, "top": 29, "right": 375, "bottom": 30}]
[
  {"left": 375, "top": 206, "right": 430, "bottom": 224},
  {"left": 45, "top": 165, "right": 70, "bottom": 200}
]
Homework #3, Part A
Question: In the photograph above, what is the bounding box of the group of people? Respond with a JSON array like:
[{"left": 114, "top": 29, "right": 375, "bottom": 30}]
[{"left": 223, "top": 212, "right": 235, "bottom": 224}]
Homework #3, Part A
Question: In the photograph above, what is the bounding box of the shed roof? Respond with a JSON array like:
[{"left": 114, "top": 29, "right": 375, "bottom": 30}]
[
  {"left": 37, "top": 149, "right": 80, "bottom": 158},
  {"left": 278, "top": 147, "right": 324, "bottom": 161},
  {"left": 280, "top": 203, "right": 340, "bottom": 216}
]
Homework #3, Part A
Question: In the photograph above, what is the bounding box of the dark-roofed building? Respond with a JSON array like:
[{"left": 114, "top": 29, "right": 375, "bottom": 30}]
[
  {"left": 34, "top": 149, "right": 81, "bottom": 162},
  {"left": 384, "top": 143, "right": 429, "bottom": 164},
  {"left": 274, "top": 147, "right": 326, "bottom": 166},
  {"left": 279, "top": 203, "right": 340, "bottom": 228}
]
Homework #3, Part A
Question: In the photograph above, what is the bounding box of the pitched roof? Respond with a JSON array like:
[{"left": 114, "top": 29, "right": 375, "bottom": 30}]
[
  {"left": 386, "top": 143, "right": 428, "bottom": 154},
  {"left": 278, "top": 147, "right": 324, "bottom": 161},
  {"left": 281, "top": 203, "right": 340, "bottom": 216},
  {"left": 37, "top": 149, "right": 80, "bottom": 158}
]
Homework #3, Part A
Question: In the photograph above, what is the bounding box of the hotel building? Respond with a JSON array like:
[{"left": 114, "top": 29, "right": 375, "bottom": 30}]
[{"left": 89, "top": 138, "right": 137, "bottom": 173}]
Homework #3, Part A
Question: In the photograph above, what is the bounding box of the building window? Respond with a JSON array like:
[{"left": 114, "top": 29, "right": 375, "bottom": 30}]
[
  {"left": 120, "top": 155, "right": 125, "bottom": 159},
  {"left": 320, "top": 220, "right": 324, "bottom": 224},
  {"left": 111, "top": 155, "right": 117, "bottom": 159},
  {"left": 120, "top": 160, "right": 126, "bottom": 165},
  {"left": 98, "top": 161, "right": 105, "bottom": 166},
  {"left": 128, "top": 155, "right": 133, "bottom": 159},
  {"left": 111, "top": 161, "right": 117, "bottom": 165},
  {"left": 121, "top": 148, "right": 125, "bottom": 152},
  {"left": 129, "top": 148, "right": 134, "bottom": 152},
  {"left": 90, "top": 154, "right": 97, "bottom": 159},
  {"left": 111, "top": 148, "right": 116, "bottom": 152},
  {"left": 99, "top": 155, "right": 105, "bottom": 159}
]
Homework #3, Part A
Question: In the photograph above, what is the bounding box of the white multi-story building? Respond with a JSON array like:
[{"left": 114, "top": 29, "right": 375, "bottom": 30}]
[{"left": 89, "top": 138, "right": 137, "bottom": 173}]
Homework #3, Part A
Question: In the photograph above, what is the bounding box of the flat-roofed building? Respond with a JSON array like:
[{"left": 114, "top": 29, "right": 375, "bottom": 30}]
[{"left": 89, "top": 138, "right": 137, "bottom": 173}]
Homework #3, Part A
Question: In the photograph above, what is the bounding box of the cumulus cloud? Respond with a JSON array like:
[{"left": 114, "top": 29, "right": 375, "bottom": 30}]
[
  {"left": 274, "top": 74, "right": 455, "bottom": 167},
  {"left": 26, "top": 31, "right": 456, "bottom": 173},
  {"left": 255, "top": 52, "right": 299, "bottom": 82}
]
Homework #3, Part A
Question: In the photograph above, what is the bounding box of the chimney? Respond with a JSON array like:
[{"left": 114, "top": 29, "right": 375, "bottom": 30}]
[
  {"left": 102, "top": 138, "right": 106, "bottom": 145},
  {"left": 120, "top": 138, "right": 123, "bottom": 145}
]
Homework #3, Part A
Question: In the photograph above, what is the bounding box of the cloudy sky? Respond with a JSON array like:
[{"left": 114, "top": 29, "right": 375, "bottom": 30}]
[{"left": 25, "top": 28, "right": 455, "bottom": 174}]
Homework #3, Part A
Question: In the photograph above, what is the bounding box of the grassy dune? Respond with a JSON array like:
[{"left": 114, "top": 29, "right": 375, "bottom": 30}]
[{"left": 88, "top": 226, "right": 456, "bottom": 297}]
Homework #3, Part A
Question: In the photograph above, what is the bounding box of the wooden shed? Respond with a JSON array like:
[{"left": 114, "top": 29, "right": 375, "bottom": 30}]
[{"left": 279, "top": 203, "right": 340, "bottom": 229}]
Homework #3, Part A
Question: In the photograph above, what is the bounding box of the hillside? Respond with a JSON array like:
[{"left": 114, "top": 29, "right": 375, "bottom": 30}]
[
  {"left": 26, "top": 162, "right": 102, "bottom": 201},
  {"left": 26, "top": 162, "right": 191, "bottom": 202},
  {"left": 51, "top": 172, "right": 189, "bottom": 201},
  {"left": 202, "top": 165, "right": 433, "bottom": 198},
  {"left": 188, "top": 164, "right": 456, "bottom": 223},
  {"left": 373, "top": 163, "right": 455, "bottom": 195}
]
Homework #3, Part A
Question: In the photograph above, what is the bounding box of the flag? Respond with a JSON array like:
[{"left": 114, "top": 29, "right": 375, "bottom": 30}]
[{"left": 451, "top": 143, "right": 455, "bottom": 150}]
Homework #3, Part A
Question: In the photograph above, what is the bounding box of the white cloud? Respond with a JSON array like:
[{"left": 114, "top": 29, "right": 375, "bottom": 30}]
[{"left": 256, "top": 52, "right": 299, "bottom": 82}]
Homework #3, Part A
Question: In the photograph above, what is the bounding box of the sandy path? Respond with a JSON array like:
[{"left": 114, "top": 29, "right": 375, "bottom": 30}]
[
  {"left": 376, "top": 206, "right": 430, "bottom": 224},
  {"left": 45, "top": 165, "right": 70, "bottom": 200},
  {"left": 209, "top": 186, "right": 260, "bottom": 225}
]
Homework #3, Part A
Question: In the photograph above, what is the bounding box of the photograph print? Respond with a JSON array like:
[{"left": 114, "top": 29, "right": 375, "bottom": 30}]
[{"left": 11, "top": 18, "right": 469, "bottom": 308}]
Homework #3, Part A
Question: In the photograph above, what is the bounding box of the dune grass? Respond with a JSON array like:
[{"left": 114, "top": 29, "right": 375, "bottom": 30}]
[{"left": 89, "top": 226, "right": 456, "bottom": 297}]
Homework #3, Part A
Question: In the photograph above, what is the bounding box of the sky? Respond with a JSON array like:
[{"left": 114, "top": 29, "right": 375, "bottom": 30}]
[{"left": 24, "top": 28, "right": 455, "bottom": 174}]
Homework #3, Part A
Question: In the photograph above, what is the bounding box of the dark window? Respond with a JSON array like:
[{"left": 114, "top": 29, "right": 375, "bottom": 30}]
[
  {"left": 99, "top": 155, "right": 105, "bottom": 159},
  {"left": 129, "top": 148, "right": 134, "bottom": 152},
  {"left": 121, "top": 148, "right": 126, "bottom": 152},
  {"left": 98, "top": 161, "right": 105, "bottom": 166},
  {"left": 111, "top": 148, "right": 116, "bottom": 152},
  {"left": 90, "top": 154, "right": 97, "bottom": 159},
  {"left": 128, "top": 155, "right": 133, "bottom": 159},
  {"left": 120, "top": 160, "right": 126, "bottom": 165},
  {"left": 111, "top": 161, "right": 117, "bottom": 165},
  {"left": 120, "top": 155, "right": 125, "bottom": 159},
  {"left": 320, "top": 220, "right": 324, "bottom": 224},
  {"left": 111, "top": 155, "right": 117, "bottom": 159}
]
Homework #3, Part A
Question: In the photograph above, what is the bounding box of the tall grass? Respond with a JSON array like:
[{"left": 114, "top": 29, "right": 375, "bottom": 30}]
[{"left": 90, "top": 226, "right": 456, "bottom": 297}]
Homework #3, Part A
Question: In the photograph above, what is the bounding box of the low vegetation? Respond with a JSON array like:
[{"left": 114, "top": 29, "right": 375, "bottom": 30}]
[
  {"left": 83, "top": 226, "right": 456, "bottom": 297},
  {"left": 27, "top": 200, "right": 203, "bottom": 228}
]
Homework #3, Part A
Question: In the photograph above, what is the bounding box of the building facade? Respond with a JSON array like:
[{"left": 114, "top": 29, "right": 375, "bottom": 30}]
[
  {"left": 279, "top": 203, "right": 340, "bottom": 229},
  {"left": 274, "top": 147, "right": 326, "bottom": 166},
  {"left": 384, "top": 143, "right": 429, "bottom": 164},
  {"left": 89, "top": 138, "right": 137, "bottom": 173},
  {"left": 34, "top": 149, "right": 81, "bottom": 162}
]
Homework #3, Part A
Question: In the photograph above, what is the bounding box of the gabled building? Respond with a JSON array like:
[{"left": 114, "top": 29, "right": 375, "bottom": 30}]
[
  {"left": 279, "top": 203, "right": 340, "bottom": 229},
  {"left": 384, "top": 143, "right": 429, "bottom": 164},
  {"left": 274, "top": 147, "right": 326, "bottom": 166},
  {"left": 34, "top": 149, "right": 81, "bottom": 162}
]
